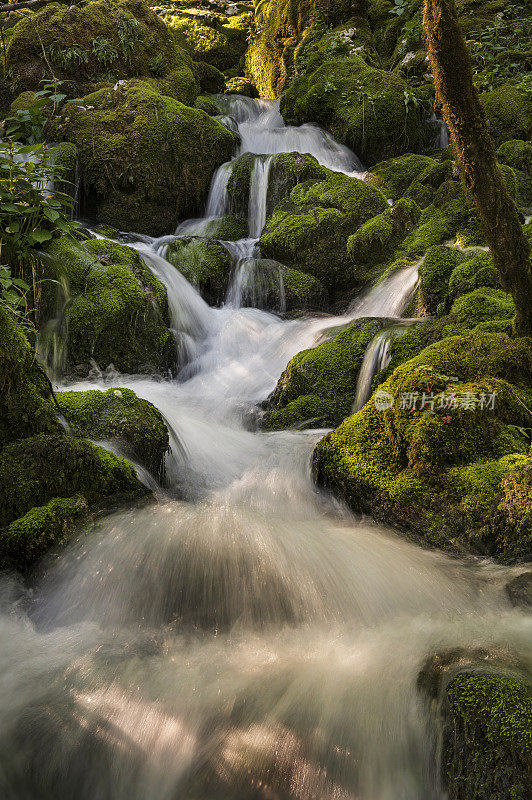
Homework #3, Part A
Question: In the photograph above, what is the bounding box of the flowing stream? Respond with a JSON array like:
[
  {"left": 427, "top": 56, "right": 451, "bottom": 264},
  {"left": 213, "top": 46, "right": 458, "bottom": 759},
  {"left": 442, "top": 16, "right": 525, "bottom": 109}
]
[{"left": 1, "top": 96, "right": 530, "bottom": 800}]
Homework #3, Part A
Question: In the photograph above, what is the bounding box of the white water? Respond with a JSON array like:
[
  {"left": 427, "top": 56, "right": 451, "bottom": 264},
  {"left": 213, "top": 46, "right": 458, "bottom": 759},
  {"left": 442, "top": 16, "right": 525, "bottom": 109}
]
[{"left": 1, "top": 97, "right": 530, "bottom": 800}]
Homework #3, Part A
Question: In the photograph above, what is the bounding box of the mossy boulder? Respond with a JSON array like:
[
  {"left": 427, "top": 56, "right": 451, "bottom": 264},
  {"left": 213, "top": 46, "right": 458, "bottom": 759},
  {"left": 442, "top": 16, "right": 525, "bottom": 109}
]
[
  {"left": 314, "top": 333, "right": 532, "bottom": 562},
  {"left": 448, "top": 251, "right": 500, "bottom": 300},
  {"left": 348, "top": 198, "right": 421, "bottom": 270},
  {"left": 225, "top": 77, "right": 258, "bottom": 98},
  {"left": 264, "top": 318, "right": 386, "bottom": 430},
  {"left": 167, "top": 7, "right": 248, "bottom": 71},
  {"left": 260, "top": 171, "right": 388, "bottom": 301},
  {"left": 443, "top": 672, "right": 531, "bottom": 800},
  {"left": 266, "top": 152, "right": 328, "bottom": 215},
  {"left": 165, "top": 237, "right": 232, "bottom": 305},
  {"left": 451, "top": 288, "right": 515, "bottom": 328},
  {"left": 497, "top": 140, "right": 532, "bottom": 178},
  {"left": 50, "top": 80, "right": 237, "bottom": 234},
  {"left": 480, "top": 83, "right": 532, "bottom": 145},
  {"left": 57, "top": 387, "right": 169, "bottom": 475},
  {"left": 0, "top": 308, "right": 60, "bottom": 448},
  {"left": 5, "top": 0, "right": 197, "bottom": 100},
  {"left": 368, "top": 153, "right": 436, "bottom": 201},
  {"left": 229, "top": 258, "right": 325, "bottom": 312},
  {"left": 280, "top": 56, "right": 427, "bottom": 164},
  {"left": 418, "top": 245, "right": 460, "bottom": 314},
  {"left": 0, "top": 433, "right": 147, "bottom": 569},
  {"left": 41, "top": 236, "right": 177, "bottom": 376},
  {"left": 192, "top": 61, "right": 225, "bottom": 94}
]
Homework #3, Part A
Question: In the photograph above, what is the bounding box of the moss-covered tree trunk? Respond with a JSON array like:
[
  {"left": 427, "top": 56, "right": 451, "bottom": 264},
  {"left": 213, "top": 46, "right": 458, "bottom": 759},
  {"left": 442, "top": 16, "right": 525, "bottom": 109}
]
[{"left": 423, "top": 0, "right": 532, "bottom": 335}]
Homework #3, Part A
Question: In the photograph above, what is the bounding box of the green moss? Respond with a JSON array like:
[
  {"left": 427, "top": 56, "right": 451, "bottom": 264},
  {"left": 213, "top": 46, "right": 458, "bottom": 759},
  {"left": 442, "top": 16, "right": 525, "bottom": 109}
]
[
  {"left": 10, "top": 90, "right": 37, "bottom": 112},
  {"left": 50, "top": 80, "right": 237, "bottom": 234},
  {"left": 497, "top": 139, "right": 532, "bottom": 177},
  {"left": 40, "top": 236, "right": 176, "bottom": 376},
  {"left": 194, "top": 95, "right": 220, "bottom": 115},
  {"left": 264, "top": 318, "right": 385, "bottom": 429},
  {"left": 225, "top": 76, "right": 258, "bottom": 97},
  {"left": 2, "top": 496, "right": 88, "bottom": 570},
  {"left": 451, "top": 288, "right": 515, "bottom": 327},
  {"left": 0, "top": 433, "right": 147, "bottom": 529},
  {"left": 168, "top": 10, "right": 247, "bottom": 72},
  {"left": 266, "top": 152, "right": 328, "bottom": 215},
  {"left": 193, "top": 61, "right": 225, "bottom": 94},
  {"left": 280, "top": 56, "right": 426, "bottom": 164},
  {"left": 448, "top": 251, "right": 500, "bottom": 299},
  {"left": 444, "top": 672, "right": 532, "bottom": 800},
  {"left": 227, "top": 152, "right": 255, "bottom": 217},
  {"left": 260, "top": 172, "right": 388, "bottom": 300},
  {"left": 0, "top": 308, "right": 60, "bottom": 448},
  {"left": 419, "top": 245, "right": 460, "bottom": 314},
  {"left": 165, "top": 237, "right": 232, "bottom": 304},
  {"left": 347, "top": 209, "right": 395, "bottom": 267},
  {"left": 279, "top": 264, "right": 325, "bottom": 311},
  {"left": 57, "top": 387, "right": 169, "bottom": 475},
  {"left": 368, "top": 153, "right": 436, "bottom": 201},
  {"left": 314, "top": 333, "right": 532, "bottom": 561},
  {"left": 6, "top": 0, "right": 197, "bottom": 99},
  {"left": 480, "top": 83, "right": 532, "bottom": 145}
]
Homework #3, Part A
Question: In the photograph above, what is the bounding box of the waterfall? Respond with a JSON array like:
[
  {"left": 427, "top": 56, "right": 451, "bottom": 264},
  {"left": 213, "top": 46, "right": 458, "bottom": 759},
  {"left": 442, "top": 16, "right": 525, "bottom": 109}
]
[
  {"left": 204, "top": 161, "right": 233, "bottom": 217},
  {"left": 248, "top": 155, "right": 273, "bottom": 237},
  {"left": 352, "top": 325, "right": 406, "bottom": 412},
  {"left": 2, "top": 96, "right": 529, "bottom": 800}
]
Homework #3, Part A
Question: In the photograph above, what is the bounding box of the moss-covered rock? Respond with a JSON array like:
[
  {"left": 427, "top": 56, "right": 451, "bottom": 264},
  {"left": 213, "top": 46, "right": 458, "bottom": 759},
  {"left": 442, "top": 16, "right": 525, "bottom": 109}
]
[
  {"left": 2, "top": 496, "right": 88, "bottom": 571},
  {"left": 0, "top": 309, "right": 61, "bottom": 448},
  {"left": 480, "top": 83, "right": 532, "bottom": 145},
  {"left": 229, "top": 258, "right": 325, "bottom": 312},
  {"left": 314, "top": 333, "right": 532, "bottom": 562},
  {"left": 497, "top": 140, "right": 532, "bottom": 178},
  {"left": 448, "top": 251, "right": 500, "bottom": 300},
  {"left": 225, "top": 76, "right": 258, "bottom": 97},
  {"left": 165, "top": 236, "right": 232, "bottom": 304},
  {"left": 280, "top": 55, "right": 427, "bottom": 164},
  {"left": 57, "top": 387, "right": 169, "bottom": 475},
  {"left": 443, "top": 672, "right": 531, "bottom": 800},
  {"left": 367, "top": 153, "right": 436, "bottom": 201},
  {"left": 266, "top": 152, "right": 328, "bottom": 215},
  {"left": 5, "top": 0, "right": 198, "bottom": 100},
  {"left": 451, "top": 288, "right": 515, "bottom": 328},
  {"left": 348, "top": 198, "right": 421, "bottom": 270},
  {"left": 192, "top": 61, "right": 225, "bottom": 94},
  {"left": 50, "top": 80, "right": 237, "bottom": 234},
  {"left": 245, "top": 0, "right": 304, "bottom": 98},
  {"left": 40, "top": 236, "right": 177, "bottom": 376},
  {"left": 0, "top": 433, "right": 147, "bottom": 568},
  {"left": 260, "top": 171, "right": 388, "bottom": 300},
  {"left": 419, "top": 245, "right": 460, "bottom": 314},
  {"left": 166, "top": 5, "right": 249, "bottom": 72},
  {"left": 264, "top": 318, "right": 386, "bottom": 430}
]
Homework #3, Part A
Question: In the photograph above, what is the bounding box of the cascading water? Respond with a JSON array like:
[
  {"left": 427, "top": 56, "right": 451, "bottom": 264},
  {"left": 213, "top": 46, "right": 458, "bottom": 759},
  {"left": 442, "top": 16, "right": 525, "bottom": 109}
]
[{"left": 1, "top": 96, "right": 530, "bottom": 800}]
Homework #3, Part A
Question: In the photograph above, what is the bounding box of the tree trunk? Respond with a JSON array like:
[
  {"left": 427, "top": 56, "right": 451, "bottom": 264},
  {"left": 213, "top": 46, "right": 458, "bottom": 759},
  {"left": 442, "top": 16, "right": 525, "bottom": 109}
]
[{"left": 423, "top": 0, "right": 532, "bottom": 335}]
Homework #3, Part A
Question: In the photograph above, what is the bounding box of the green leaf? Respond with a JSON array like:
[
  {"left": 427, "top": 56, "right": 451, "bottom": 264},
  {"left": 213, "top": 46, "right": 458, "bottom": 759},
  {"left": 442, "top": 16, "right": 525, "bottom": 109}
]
[{"left": 29, "top": 229, "right": 53, "bottom": 243}]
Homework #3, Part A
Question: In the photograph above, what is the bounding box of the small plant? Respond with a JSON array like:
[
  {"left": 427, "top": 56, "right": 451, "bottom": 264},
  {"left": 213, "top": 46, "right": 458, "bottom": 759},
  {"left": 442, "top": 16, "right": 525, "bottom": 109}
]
[
  {"left": 149, "top": 53, "right": 166, "bottom": 76},
  {"left": 92, "top": 37, "right": 119, "bottom": 66},
  {"left": 117, "top": 11, "right": 142, "bottom": 59},
  {"left": 3, "top": 83, "right": 67, "bottom": 145},
  {"left": 46, "top": 44, "right": 89, "bottom": 70}
]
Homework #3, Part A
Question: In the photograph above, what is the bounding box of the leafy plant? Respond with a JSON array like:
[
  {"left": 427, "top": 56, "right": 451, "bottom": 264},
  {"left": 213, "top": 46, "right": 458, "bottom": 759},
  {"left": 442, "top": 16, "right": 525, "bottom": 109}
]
[
  {"left": 149, "top": 53, "right": 166, "bottom": 76},
  {"left": 117, "top": 11, "right": 142, "bottom": 59},
  {"left": 45, "top": 44, "right": 89, "bottom": 70},
  {"left": 2, "top": 83, "right": 67, "bottom": 145},
  {"left": 92, "top": 37, "right": 119, "bottom": 66}
]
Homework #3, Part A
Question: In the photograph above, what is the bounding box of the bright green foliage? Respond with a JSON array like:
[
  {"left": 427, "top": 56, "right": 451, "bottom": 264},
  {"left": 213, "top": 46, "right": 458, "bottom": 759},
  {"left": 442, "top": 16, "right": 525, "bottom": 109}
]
[
  {"left": 5, "top": 0, "right": 197, "bottom": 100},
  {"left": 166, "top": 5, "right": 249, "bottom": 71},
  {"left": 264, "top": 318, "right": 385, "bottom": 429},
  {"left": 444, "top": 673, "right": 532, "bottom": 800},
  {"left": 50, "top": 80, "right": 237, "bottom": 234},
  {"left": 280, "top": 56, "right": 426, "bottom": 163},
  {"left": 314, "top": 333, "right": 532, "bottom": 561},
  {"left": 57, "top": 387, "right": 169, "bottom": 475},
  {"left": 0, "top": 308, "right": 60, "bottom": 448}
]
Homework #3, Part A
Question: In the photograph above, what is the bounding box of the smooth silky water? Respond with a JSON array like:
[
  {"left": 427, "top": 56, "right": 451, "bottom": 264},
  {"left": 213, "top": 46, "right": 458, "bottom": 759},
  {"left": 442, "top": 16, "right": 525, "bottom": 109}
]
[{"left": 1, "top": 97, "right": 530, "bottom": 800}]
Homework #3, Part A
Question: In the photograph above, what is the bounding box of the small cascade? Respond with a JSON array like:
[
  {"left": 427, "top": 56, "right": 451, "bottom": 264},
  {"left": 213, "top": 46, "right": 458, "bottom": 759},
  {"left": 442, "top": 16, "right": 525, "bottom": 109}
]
[
  {"left": 346, "top": 262, "right": 420, "bottom": 319},
  {"left": 132, "top": 242, "right": 213, "bottom": 340},
  {"left": 248, "top": 155, "right": 273, "bottom": 238},
  {"left": 431, "top": 114, "right": 451, "bottom": 149},
  {"left": 352, "top": 326, "right": 404, "bottom": 412},
  {"left": 204, "top": 161, "right": 234, "bottom": 217},
  {"left": 226, "top": 258, "right": 286, "bottom": 311}
]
